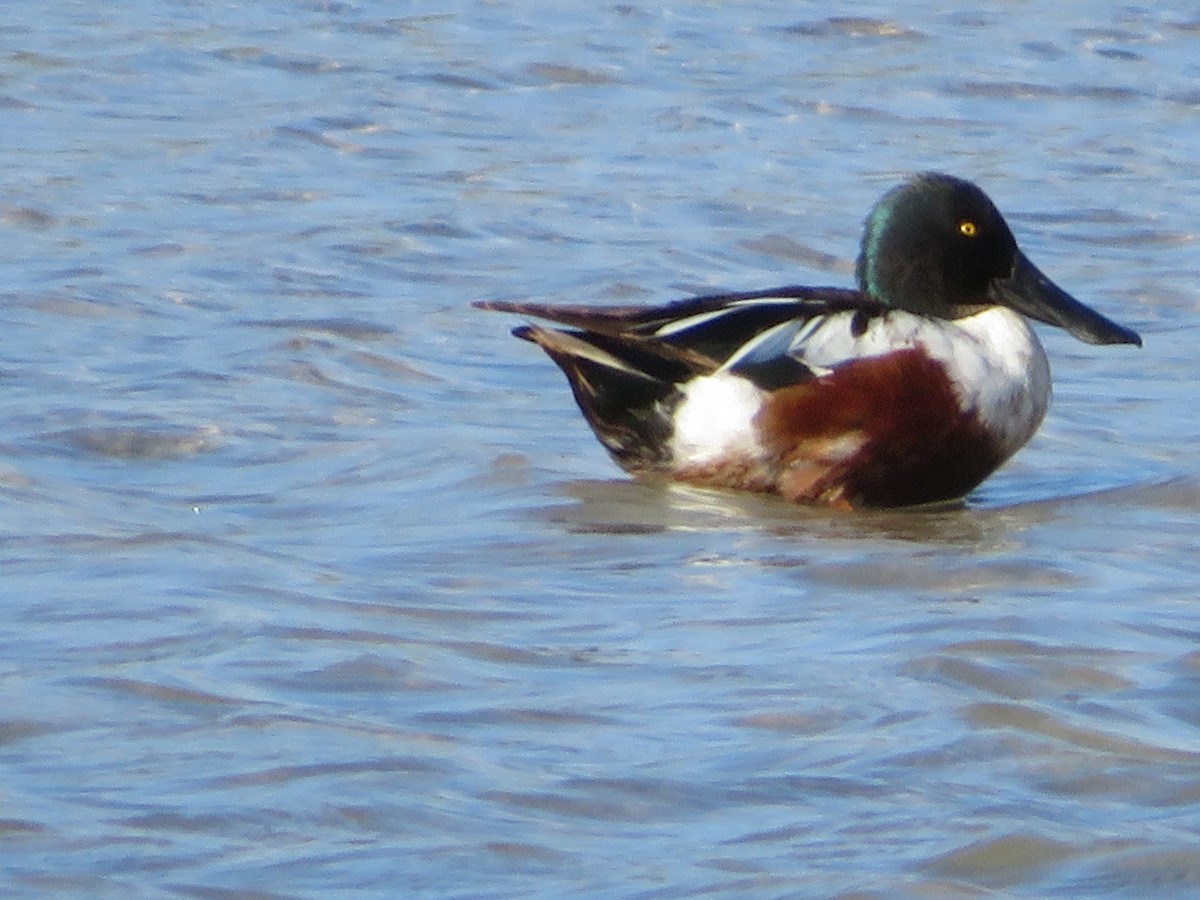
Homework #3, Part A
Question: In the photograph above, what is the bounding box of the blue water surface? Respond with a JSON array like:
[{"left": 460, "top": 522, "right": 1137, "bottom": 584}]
[{"left": 1, "top": 2, "right": 1198, "bottom": 896}]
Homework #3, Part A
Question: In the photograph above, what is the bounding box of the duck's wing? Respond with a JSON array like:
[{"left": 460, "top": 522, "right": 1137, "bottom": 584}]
[{"left": 475, "top": 285, "right": 874, "bottom": 371}]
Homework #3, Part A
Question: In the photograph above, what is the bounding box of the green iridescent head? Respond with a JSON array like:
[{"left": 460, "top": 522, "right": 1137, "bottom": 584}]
[{"left": 855, "top": 173, "right": 1140, "bottom": 346}]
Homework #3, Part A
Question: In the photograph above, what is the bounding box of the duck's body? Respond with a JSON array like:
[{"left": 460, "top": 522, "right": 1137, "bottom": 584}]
[{"left": 478, "top": 174, "right": 1141, "bottom": 509}]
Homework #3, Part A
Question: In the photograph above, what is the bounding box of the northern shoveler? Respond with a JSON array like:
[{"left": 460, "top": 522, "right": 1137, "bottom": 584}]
[{"left": 476, "top": 172, "right": 1141, "bottom": 509}]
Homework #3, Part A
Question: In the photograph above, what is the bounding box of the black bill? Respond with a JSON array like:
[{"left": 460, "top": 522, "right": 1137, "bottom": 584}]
[{"left": 991, "top": 252, "right": 1142, "bottom": 347}]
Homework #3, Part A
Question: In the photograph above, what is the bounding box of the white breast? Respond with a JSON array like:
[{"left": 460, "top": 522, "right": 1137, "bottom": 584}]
[
  {"left": 938, "top": 308, "right": 1051, "bottom": 456},
  {"left": 793, "top": 307, "right": 1052, "bottom": 458}
]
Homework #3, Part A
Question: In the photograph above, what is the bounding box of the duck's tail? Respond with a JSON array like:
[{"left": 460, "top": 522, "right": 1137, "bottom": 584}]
[{"left": 510, "top": 323, "right": 698, "bottom": 471}]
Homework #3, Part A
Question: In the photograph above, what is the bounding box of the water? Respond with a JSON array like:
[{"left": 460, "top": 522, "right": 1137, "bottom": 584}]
[{"left": 1, "top": 2, "right": 1198, "bottom": 896}]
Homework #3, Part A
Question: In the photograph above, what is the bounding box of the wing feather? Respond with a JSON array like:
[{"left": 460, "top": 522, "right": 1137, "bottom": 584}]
[{"left": 475, "top": 285, "right": 876, "bottom": 366}]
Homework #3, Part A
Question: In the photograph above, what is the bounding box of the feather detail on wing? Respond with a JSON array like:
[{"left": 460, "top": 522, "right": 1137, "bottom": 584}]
[{"left": 475, "top": 285, "right": 877, "bottom": 371}]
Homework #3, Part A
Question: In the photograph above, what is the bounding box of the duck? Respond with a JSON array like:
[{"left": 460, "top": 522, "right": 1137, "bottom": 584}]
[{"left": 475, "top": 172, "right": 1141, "bottom": 509}]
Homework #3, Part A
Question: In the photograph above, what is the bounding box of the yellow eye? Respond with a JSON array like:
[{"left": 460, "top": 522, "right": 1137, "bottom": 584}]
[{"left": 959, "top": 220, "right": 978, "bottom": 237}]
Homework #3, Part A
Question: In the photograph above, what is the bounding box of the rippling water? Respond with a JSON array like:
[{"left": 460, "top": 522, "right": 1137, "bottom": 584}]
[{"left": 2, "top": 3, "right": 1199, "bottom": 896}]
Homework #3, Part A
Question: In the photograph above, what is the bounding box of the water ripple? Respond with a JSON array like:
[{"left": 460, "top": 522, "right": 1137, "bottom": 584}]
[{"left": 0, "top": 2, "right": 1195, "bottom": 896}]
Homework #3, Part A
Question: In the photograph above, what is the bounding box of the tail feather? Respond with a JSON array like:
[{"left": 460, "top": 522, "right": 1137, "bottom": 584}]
[{"left": 514, "top": 324, "right": 691, "bottom": 470}]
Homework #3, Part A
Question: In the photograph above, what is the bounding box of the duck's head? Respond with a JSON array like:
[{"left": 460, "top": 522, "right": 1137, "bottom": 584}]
[{"left": 855, "top": 172, "right": 1141, "bottom": 346}]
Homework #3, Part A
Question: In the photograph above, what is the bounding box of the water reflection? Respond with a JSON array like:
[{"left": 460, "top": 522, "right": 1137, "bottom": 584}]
[{"left": 542, "top": 474, "right": 1198, "bottom": 546}]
